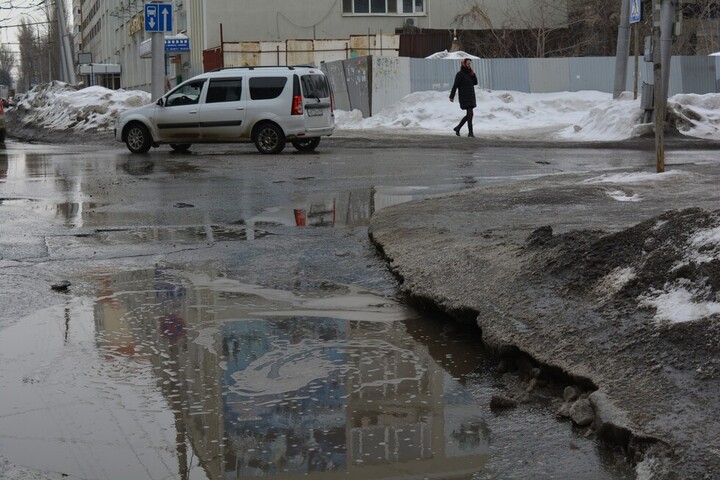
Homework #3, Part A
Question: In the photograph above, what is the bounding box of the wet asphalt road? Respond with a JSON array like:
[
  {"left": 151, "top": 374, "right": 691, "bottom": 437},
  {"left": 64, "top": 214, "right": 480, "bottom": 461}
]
[
  {"left": 2, "top": 133, "right": 706, "bottom": 479},
  {"left": 1, "top": 134, "right": 682, "bottom": 325}
]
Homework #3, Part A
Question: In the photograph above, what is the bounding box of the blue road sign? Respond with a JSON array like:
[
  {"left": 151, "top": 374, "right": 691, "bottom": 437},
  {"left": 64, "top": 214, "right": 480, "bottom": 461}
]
[
  {"left": 145, "top": 4, "right": 173, "bottom": 32},
  {"left": 630, "top": 0, "right": 642, "bottom": 24},
  {"left": 165, "top": 38, "right": 190, "bottom": 52}
]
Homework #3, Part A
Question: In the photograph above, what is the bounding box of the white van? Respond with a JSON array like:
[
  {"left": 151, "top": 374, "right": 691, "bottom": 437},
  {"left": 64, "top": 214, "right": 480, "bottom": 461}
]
[{"left": 115, "top": 66, "right": 335, "bottom": 154}]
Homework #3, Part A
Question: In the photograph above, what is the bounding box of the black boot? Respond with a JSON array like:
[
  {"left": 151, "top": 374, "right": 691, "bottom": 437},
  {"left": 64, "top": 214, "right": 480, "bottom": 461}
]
[
  {"left": 454, "top": 117, "right": 467, "bottom": 136},
  {"left": 467, "top": 120, "right": 474, "bottom": 138}
]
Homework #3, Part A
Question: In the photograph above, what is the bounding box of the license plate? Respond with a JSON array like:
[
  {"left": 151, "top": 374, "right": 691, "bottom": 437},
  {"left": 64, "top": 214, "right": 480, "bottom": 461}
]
[{"left": 307, "top": 108, "right": 324, "bottom": 117}]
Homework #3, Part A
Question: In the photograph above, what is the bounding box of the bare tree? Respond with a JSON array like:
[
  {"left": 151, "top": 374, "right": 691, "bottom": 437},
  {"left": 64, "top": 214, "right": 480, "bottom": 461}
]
[
  {"left": 0, "top": 45, "right": 15, "bottom": 87},
  {"left": 452, "top": 0, "right": 720, "bottom": 58},
  {"left": 17, "top": 20, "right": 39, "bottom": 92},
  {"left": 453, "top": 0, "right": 582, "bottom": 57},
  {"left": 42, "top": 1, "right": 61, "bottom": 81},
  {"left": 676, "top": 0, "right": 720, "bottom": 54}
]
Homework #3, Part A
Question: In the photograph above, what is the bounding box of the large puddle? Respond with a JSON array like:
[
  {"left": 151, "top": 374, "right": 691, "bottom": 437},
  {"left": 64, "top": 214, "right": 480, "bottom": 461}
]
[{"left": 0, "top": 268, "right": 493, "bottom": 479}]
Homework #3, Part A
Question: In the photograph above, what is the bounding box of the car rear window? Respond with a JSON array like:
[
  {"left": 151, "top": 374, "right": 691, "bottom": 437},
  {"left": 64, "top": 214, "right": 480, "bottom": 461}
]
[
  {"left": 249, "top": 77, "right": 287, "bottom": 100},
  {"left": 301, "top": 75, "right": 330, "bottom": 98}
]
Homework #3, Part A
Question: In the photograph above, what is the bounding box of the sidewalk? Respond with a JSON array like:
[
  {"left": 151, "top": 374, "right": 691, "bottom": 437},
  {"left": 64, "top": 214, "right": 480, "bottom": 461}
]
[{"left": 368, "top": 165, "right": 720, "bottom": 478}]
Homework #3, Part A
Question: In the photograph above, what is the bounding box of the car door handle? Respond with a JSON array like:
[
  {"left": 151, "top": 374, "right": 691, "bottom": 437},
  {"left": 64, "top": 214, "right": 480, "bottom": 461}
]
[
  {"left": 189, "top": 111, "right": 198, "bottom": 114},
  {"left": 236, "top": 107, "right": 245, "bottom": 111}
]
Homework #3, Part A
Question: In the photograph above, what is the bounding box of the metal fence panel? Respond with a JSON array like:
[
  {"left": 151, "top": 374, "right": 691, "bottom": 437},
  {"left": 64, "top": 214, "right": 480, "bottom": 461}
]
[
  {"left": 331, "top": 55, "right": 718, "bottom": 117},
  {"left": 409, "top": 58, "right": 455, "bottom": 92},
  {"left": 677, "top": 56, "right": 716, "bottom": 95},
  {"left": 322, "top": 60, "right": 351, "bottom": 112},
  {"left": 344, "top": 56, "right": 371, "bottom": 117},
  {"left": 474, "top": 58, "right": 492, "bottom": 90},
  {"left": 569, "top": 57, "right": 616, "bottom": 93},
  {"left": 529, "top": 58, "right": 570, "bottom": 93},
  {"left": 490, "top": 58, "right": 530, "bottom": 92},
  {"left": 372, "top": 57, "right": 411, "bottom": 115}
]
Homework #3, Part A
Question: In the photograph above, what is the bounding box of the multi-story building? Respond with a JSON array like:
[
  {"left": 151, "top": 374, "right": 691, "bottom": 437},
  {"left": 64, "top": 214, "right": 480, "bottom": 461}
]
[{"left": 74, "top": 1, "right": 562, "bottom": 92}]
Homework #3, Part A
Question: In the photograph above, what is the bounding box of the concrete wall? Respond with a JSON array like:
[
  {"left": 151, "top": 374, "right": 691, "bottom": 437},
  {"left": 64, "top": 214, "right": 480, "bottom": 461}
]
[
  {"left": 323, "top": 55, "right": 720, "bottom": 117},
  {"left": 221, "top": 35, "right": 400, "bottom": 69}
]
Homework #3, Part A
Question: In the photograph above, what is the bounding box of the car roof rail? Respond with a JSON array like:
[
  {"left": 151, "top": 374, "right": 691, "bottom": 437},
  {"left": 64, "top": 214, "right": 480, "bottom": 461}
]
[{"left": 209, "top": 64, "right": 317, "bottom": 72}]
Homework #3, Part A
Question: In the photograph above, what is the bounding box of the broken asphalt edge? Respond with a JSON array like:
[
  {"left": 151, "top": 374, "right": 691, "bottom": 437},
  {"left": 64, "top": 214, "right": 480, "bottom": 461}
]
[{"left": 367, "top": 172, "right": 720, "bottom": 479}]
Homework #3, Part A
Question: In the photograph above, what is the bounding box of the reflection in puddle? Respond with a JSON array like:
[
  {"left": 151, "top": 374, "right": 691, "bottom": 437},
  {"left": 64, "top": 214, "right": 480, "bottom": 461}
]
[
  {"left": 253, "top": 185, "right": 435, "bottom": 228},
  {"left": 74, "top": 225, "right": 272, "bottom": 245},
  {"left": 97, "top": 269, "right": 489, "bottom": 478}
]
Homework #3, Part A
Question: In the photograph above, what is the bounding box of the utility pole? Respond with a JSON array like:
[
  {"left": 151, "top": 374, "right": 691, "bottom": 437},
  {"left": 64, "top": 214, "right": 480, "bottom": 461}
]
[
  {"left": 652, "top": 0, "right": 676, "bottom": 173},
  {"left": 152, "top": 30, "right": 165, "bottom": 100},
  {"left": 613, "top": 0, "right": 632, "bottom": 99},
  {"left": 56, "top": 0, "right": 76, "bottom": 84}
]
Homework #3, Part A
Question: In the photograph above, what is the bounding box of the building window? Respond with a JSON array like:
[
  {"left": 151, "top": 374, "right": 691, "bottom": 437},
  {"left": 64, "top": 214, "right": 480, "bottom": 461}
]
[
  {"left": 343, "top": 0, "right": 423, "bottom": 14},
  {"left": 402, "top": 0, "right": 424, "bottom": 13}
]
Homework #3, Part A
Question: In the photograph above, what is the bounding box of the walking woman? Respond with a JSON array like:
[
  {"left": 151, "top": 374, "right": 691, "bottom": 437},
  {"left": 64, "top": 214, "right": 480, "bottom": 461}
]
[{"left": 449, "top": 58, "right": 478, "bottom": 137}]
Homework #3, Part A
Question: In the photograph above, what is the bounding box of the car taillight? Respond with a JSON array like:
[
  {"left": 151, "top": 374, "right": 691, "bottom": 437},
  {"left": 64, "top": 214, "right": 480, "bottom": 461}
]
[
  {"left": 330, "top": 92, "right": 335, "bottom": 111},
  {"left": 0, "top": 104, "right": 3, "bottom": 115},
  {"left": 291, "top": 95, "right": 303, "bottom": 115}
]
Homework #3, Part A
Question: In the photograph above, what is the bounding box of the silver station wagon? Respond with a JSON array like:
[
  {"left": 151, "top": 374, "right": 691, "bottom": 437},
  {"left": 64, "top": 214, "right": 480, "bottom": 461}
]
[{"left": 115, "top": 66, "right": 335, "bottom": 154}]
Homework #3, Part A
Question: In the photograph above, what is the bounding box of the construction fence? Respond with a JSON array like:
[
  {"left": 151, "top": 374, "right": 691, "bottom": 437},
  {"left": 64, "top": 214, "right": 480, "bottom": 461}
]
[{"left": 320, "top": 55, "right": 720, "bottom": 117}]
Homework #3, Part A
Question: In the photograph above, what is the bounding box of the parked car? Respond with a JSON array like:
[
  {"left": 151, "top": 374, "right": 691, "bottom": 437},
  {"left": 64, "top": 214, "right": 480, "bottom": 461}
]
[
  {"left": 0, "top": 101, "right": 5, "bottom": 143},
  {"left": 115, "top": 65, "right": 335, "bottom": 154}
]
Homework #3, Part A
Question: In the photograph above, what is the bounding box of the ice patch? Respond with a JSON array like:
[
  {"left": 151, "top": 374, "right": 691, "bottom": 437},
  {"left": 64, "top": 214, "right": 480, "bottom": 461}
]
[
  {"left": 592, "top": 267, "right": 636, "bottom": 303},
  {"left": 583, "top": 171, "right": 687, "bottom": 184},
  {"left": 606, "top": 189, "right": 641, "bottom": 202},
  {"left": 640, "top": 285, "right": 720, "bottom": 324}
]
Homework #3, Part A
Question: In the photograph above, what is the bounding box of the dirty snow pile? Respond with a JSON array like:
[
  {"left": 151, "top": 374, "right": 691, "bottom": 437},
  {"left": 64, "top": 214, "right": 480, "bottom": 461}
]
[
  {"left": 335, "top": 89, "right": 720, "bottom": 142},
  {"left": 558, "top": 170, "right": 720, "bottom": 326},
  {"left": 9, "top": 80, "right": 720, "bottom": 142},
  {"left": 12, "top": 81, "right": 150, "bottom": 132}
]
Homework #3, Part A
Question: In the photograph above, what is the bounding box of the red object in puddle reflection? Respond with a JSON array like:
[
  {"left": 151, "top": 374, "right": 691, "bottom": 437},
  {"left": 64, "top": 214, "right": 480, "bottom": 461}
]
[
  {"left": 160, "top": 313, "right": 186, "bottom": 340},
  {"left": 294, "top": 208, "right": 307, "bottom": 227}
]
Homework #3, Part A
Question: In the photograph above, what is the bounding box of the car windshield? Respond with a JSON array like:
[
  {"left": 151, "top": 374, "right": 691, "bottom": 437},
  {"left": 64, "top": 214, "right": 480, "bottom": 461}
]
[{"left": 301, "top": 75, "right": 330, "bottom": 99}]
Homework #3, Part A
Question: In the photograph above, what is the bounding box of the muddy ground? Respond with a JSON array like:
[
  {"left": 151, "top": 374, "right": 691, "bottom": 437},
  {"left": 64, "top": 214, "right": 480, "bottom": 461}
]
[
  {"left": 369, "top": 172, "right": 720, "bottom": 479},
  {"left": 5, "top": 115, "right": 720, "bottom": 478}
]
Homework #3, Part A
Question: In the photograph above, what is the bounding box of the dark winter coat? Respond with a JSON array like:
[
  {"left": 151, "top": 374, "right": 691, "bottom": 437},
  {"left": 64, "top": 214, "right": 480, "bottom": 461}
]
[{"left": 450, "top": 66, "right": 478, "bottom": 110}]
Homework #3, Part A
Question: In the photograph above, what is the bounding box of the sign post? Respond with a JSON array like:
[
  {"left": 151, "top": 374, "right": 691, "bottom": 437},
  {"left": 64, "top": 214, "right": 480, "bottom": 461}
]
[
  {"left": 630, "top": 0, "right": 642, "bottom": 99},
  {"left": 630, "top": 0, "right": 642, "bottom": 23},
  {"left": 145, "top": 3, "right": 173, "bottom": 100}
]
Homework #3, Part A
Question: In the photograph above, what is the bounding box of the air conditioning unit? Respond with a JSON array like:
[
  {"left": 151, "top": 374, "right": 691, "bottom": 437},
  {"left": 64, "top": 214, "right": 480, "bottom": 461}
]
[{"left": 404, "top": 18, "right": 416, "bottom": 28}]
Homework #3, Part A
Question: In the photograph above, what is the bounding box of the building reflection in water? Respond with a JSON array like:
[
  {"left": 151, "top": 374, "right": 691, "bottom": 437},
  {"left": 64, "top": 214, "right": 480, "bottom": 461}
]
[{"left": 93, "top": 268, "right": 489, "bottom": 479}]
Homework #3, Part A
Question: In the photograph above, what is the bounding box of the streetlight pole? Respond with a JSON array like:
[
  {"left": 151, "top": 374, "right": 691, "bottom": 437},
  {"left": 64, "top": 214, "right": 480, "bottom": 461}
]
[{"left": 56, "top": 0, "right": 76, "bottom": 83}]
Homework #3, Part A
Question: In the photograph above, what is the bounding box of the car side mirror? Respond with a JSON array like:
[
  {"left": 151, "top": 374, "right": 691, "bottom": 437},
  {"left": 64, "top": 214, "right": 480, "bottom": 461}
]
[{"left": 156, "top": 98, "right": 164, "bottom": 106}]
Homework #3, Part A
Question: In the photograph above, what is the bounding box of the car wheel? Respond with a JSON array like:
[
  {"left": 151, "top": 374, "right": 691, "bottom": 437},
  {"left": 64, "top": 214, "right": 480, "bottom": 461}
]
[
  {"left": 125, "top": 123, "right": 152, "bottom": 154},
  {"left": 170, "top": 144, "right": 191, "bottom": 153},
  {"left": 254, "top": 123, "right": 286, "bottom": 154},
  {"left": 291, "top": 137, "right": 320, "bottom": 152}
]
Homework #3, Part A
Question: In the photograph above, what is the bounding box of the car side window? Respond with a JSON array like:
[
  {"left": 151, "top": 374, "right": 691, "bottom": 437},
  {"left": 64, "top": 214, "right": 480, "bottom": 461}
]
[
  {"left": 165, "top": 80, "right": 205, "bottom": 107},
  {"left": 206, "top": 79, "right": 243, "bottom": 104},
  {"left": 249, "top": 77, "right": 287, "bottom": 100}
]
